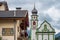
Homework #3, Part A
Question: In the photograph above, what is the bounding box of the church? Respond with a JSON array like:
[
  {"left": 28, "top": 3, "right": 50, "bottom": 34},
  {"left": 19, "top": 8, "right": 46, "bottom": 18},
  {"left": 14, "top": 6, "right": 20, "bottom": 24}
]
[{"left": 31, "top": 5, "right": 55, "bottom": 40}]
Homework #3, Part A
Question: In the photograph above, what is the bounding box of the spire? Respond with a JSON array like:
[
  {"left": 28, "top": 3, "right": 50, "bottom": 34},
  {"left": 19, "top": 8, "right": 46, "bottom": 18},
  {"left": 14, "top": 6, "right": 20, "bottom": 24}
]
[
  {"left": 33, "top": 3, "right": 36, "bottom": 10},
  {"left": 34, "top": 3, "right": 35, "bottom": 9},
  {"left": 32, "top": 3, "right": 38, "bottom": 14}
]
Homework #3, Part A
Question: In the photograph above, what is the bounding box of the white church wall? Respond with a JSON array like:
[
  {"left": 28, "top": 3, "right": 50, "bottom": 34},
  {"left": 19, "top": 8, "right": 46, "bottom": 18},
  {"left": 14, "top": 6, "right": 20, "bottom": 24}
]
[
  {"left": 44, "top": 22, "right": 53, "bottom": 31},
  {"left": 35, "top": 21, "right": 38, "bottom": 26},
  {"left": 49, "top": 35, "right": 53, "bottom": 40},
  {"left": 31, "top": 30, "right": 36, "bottom": 40},
  {"left": 38, "top": 35, "right": 42, "bottom": 40},
  {"left": 31, "top": 21, "right": 33, "bottom": 27},
  {"left": 43, "top": 34, "right": 48, "bottom": 40},
  {"left": 39, "top": 22, "right": 53, "bottom": 32}
]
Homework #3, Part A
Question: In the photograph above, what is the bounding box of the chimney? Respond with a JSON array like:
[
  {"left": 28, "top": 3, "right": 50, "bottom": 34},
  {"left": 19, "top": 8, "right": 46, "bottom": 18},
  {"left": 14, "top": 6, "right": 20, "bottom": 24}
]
[{"left": 16, "top": 7, "right": 21, "bottom": 10}]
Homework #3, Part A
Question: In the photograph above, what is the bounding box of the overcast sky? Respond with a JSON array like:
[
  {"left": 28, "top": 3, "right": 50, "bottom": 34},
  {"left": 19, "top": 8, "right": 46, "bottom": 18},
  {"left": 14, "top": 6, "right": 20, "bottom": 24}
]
[{"left": 0, "top": 0, "right": 60, "bottom": 34}]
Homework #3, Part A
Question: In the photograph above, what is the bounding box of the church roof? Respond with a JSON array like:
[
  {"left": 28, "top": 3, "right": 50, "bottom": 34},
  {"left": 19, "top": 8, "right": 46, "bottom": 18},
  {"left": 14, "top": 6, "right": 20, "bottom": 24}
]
[{"left": 0, "top": 10, "right": 28, "bottom": 18}]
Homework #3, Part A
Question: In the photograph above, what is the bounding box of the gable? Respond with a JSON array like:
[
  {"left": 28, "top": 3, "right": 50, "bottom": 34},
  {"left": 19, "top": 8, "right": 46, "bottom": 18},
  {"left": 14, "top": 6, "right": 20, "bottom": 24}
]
[
  {"left": 37, "top": 20, "right": 55, "bottom": 32},
  {"left": 0, "top": 1, "right": 9, "bottom": 11}
]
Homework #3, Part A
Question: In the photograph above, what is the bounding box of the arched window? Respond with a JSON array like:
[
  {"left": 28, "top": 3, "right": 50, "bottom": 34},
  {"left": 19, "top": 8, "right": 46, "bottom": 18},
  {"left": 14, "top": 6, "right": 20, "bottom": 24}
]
[{"left": 33, "top": 21, "right": 36, "bottom": 25}]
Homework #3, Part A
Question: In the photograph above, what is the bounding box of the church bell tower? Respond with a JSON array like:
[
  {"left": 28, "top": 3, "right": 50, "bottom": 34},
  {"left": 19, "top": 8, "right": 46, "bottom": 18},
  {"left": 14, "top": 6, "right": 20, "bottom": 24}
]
[{"left": 31, "top": 4, "right": 38, "bottom": 40}]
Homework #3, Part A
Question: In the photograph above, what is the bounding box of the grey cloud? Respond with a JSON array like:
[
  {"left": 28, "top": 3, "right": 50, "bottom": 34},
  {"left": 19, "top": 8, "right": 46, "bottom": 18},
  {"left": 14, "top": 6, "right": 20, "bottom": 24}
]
[
  {"left": 7, "top": 0, "right": 36, "bottom": 10},
  {"left": 55, "top": 4, "right": 60, "bottom": 10},
  {"left": 51, "top": 18, "right": 60, "bottom": 30},
  {"left": 7, "top": 0, "right": 35, "bottom": 6},
  {"left": 57, "top": 19, "right": 60, "bottom": 24},
  {"left": 53, "top": 24, "right": 60, "bottom": 30},
  {"left": 38, "top": 0, "right": 60, "bottom": 11},
  {"left": 38, "top": 12, "right": 60, "bottom": 30},
  {"left": 38, "top": 13, "right": 53, "bottom": 22},
  {"left": 1, "top": 0, "right": 60, "bottom": 10},
  {"left": 39, "top": 0, "right": 55, "bottom": 10},
  {"left": 38, "top": 13, "right": 45, "bottom": 21},
  {"left": 45, "top": 14, "right": 53, "bottom": 22}
]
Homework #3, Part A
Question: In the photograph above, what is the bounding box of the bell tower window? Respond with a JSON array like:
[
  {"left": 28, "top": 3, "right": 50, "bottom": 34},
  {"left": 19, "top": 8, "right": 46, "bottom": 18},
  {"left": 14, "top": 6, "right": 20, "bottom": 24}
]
[{"left": 33, "top": 21, "right": 36, "bottom": 25}]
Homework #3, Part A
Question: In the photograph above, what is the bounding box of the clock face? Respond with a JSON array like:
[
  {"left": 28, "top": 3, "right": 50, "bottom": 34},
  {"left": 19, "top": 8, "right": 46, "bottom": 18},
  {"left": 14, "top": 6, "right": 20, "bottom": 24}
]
[{"left": 33, "top": 21, "right": 36, "bottom": 25}]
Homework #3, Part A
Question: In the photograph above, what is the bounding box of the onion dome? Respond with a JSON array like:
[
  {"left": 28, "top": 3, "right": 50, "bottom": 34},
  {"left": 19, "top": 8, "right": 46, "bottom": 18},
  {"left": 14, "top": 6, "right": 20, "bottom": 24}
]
[{"left": 32, "top": 4, "right": 38, "bottom": 14}]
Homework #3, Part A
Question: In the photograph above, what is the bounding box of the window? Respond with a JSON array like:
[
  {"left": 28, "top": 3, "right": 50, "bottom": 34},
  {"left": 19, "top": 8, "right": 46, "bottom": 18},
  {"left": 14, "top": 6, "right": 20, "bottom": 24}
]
[
  {"left": 2, "top": 28, "right": 5, "bottom": 35},
  {"left": 10, "top": 28, "right": 14, "bottom": 34},
  {"left": 2, "top": 28, "right": 14, "bottom": 36},
  {"left": 33, "top": 21, "right": 36, "bottom": 25}
]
